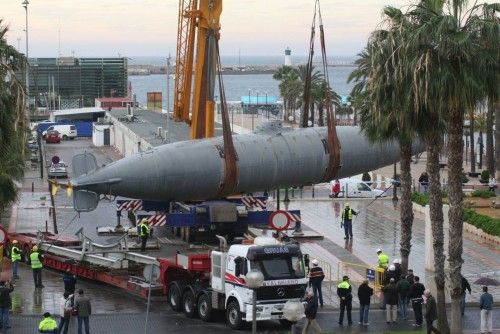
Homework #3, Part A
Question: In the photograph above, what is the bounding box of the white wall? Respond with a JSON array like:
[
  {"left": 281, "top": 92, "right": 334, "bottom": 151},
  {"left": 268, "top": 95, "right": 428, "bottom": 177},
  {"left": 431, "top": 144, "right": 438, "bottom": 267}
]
[
  {"left": 92, "top": 123, "right": 114, "bottom": 147},
  {"left": 106, "top": 113, "right": 154, "bottom": 157}
]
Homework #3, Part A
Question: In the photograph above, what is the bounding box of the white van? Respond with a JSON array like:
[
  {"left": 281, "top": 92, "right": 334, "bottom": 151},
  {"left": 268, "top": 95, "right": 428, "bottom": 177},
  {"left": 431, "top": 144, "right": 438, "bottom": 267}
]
[
  {"left": 330, "top": 178, "right": 386, "bottom": 198},
  {"left": 42, "top": 125, "right": 77, "bottom": 140}
]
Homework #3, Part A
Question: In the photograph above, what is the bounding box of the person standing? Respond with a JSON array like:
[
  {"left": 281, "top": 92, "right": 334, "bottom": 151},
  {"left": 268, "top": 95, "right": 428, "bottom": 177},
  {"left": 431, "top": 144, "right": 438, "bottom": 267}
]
[
  {"left": 480, "top": 286, "right": 493, "bottom": 334},
  {"left": 29, "top": 245, "right": 44, "bottom": 288},
  {"left": 337, "top": 275, "right": 353, "bottom": 326},
  {"left": 357, "top": 279, "right": 373, "bottom": 326},
  {"left": 75, "top": 289, "right": 91, "bottom": 334},
  {"left": 406, "top": 269, "right": 415, "bottom": 286},
  {"left": 376, "top": 249, "right": 389, "bottom": 269},
  {"left": 139, "top": 218, "right": 151, "bottom": 252},
  {"left": 10, "top": 240, "right": 21, "bottom": 280},
  {"left": 384, "top": 278, "right": 398, "bottom": 324},
  {"left": 341, "top": 203, "right": 358, "bottom": 240},
  {"left": 58, "top": 292, "right": 72, "bottom": 334},
  {"left": 409, "top": 276, "right": 426, "bottom": 327},
  {"left": 0, "top": 280, "right": 14, "bottom": 330},
  {"left": 460, "top": 275, "right": 471, "bottom": 316},
  {"left": 331, "top": 179, "right": 341, "bottom": 198},
  {"left": 397, "top": 275, "right": 411, "bottom": 320},
  {"left": 488, "top": 177, "right": 496, "bottom": 193},
  {"left": 308, "top": 259, "right": 325, "bottom": 308},
  {"left": 302, "top": 290, "right": 321, "bottom": 334},
  {"left": 38, "top": 312, "right": 58, "bottom": 333},
  {"left": 419, "top": 172, "right": 429, "bottom": 193},
  {"left": 393, "top": 259, "right": 402, "bottom": 281},
  {"left": 63, "top": 269, "right": 77, "bottom": 294},
  {"left": 424, "top": 290, "right": 440, "bottom": 334}
]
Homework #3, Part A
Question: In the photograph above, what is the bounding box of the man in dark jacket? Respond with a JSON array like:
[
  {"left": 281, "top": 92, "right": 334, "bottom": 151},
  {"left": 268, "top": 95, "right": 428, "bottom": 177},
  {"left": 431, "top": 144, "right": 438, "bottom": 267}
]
[
  {"left": 308, "top": 259, "right": 325, "bottom": 308},
  {"left": 424, "top": 290, "right": 440, "bottom": 333},
  {"left": 406, "top": 269, "right": 415, "bottom": 285},
  {"left": 75, "top": 289, "right": 92, "bottom": 334},
  {"left": 302, "top": 290, "right": 321, "bottom": 333},
  {"left": 63, "top": 269, "right": 77, "bottom": 294},
  {"left": 337, "top": 275, "right": 353, "bottom": 326},
  {"left": 0, "top": 280, "right": 14, "bottom": 330},
  {"left": 357, "top": 279, "right": 373, "bottom": 326},
  {"left": 397, "top": 276, "right": 411, "bottom": 320},
  {"left": 409, "top": 276, "right": 426, "bottom": 327},
  {"left": 384, "top": 278, "right": 398, "bottom": 323},
  {"left": 460, "top": 275, "right": 471, "bottom": 316}
]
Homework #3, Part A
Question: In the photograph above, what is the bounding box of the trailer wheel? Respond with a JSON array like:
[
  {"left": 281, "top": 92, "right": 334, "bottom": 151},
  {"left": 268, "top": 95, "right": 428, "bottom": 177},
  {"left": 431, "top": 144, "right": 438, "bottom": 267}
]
[
  {"left": 168, "top": 282, "right": 183, "bottom": 312},
  {"left": 22, "top": 245, "right": 31, "bottom": 263},
  {"left": 197, "top": 293, "right": 213, "bottom": 322},
  {"left": 279, "top": 319, "right": 293, "bottom": 328},
  {"left": 182, "top": 290, "right": 197, "bottom": 318},
  {"left": 226, "top": 300, "right": 243, "bottom": 330}
]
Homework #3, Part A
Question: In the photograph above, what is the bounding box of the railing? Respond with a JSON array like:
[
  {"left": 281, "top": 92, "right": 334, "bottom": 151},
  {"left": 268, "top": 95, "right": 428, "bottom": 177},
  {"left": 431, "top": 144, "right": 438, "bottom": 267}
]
[{"left": 336, "top": 261, "right": 386, "bottom": 292}]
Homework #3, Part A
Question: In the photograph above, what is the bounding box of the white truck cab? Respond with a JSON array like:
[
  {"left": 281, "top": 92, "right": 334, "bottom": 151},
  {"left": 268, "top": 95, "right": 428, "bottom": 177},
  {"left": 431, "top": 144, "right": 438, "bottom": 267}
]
[{"left": 332, "top": 177, "right": 386, "bottom": 198}]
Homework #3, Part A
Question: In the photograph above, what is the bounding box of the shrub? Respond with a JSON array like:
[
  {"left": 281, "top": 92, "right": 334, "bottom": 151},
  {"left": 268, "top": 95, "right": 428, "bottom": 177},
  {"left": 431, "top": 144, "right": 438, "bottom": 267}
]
[
  {"left": 463, "top": 208, "right": 500, "bottom": 237},
  {"left": 461, "top": 171, "right": 469, "bottom": 184},
  {"left": 470, "top": 190, "right": 496, "bottom": 198},
  {"left": 411, "top": 192, "right": 429, "bottom": 206},
  {"left": 480, "top": 170, "right": 490, "bottom": 182},
  {"left": 362, "top": 172, "right": 371, "bottom": 182}
]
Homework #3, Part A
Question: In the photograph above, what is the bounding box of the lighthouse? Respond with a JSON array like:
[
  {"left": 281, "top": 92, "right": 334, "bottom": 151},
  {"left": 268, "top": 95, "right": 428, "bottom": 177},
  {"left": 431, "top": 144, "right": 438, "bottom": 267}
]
[{"left": 284, "top": 47, "right": 292, "bottom": 66}]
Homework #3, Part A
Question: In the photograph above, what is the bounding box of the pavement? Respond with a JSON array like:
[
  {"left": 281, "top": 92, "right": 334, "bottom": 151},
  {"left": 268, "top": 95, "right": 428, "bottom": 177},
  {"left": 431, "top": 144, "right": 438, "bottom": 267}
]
[{"left": 0, "top": 119, "right": 498, "bottom": 333}]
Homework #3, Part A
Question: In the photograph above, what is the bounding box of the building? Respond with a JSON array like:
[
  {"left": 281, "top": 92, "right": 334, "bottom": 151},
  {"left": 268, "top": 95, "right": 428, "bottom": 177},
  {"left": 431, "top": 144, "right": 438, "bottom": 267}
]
[{"left": 24, "top": 57, "right": 128, "bottom": 110}]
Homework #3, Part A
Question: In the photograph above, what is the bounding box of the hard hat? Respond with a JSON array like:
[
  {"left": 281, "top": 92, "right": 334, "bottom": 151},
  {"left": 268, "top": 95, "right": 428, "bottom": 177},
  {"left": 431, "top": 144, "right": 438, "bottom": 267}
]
[
  {"left": 32, "top": 245, "right": 38, "bottom": 252},
  {"left": 376, "top": 248, "right": 382, "bottom": 253},
  {"left": 141, "top": 218, "right": 149, "bottom": 224},
  {"left": 342, "top": 275, "right": 349, "bottom": 280},
  {"left": 12, "top": 240, "right": 18, "bottom": 244},
  {"left": 311, "top": 259, "right": 319, "bottom": 266},
  {"left": 393, "top": 259, "right": 400, "bottom": 264},
  {"left": 388, "top": 264, "right": 395, "bottom": 271},
  {"left": 346, "top": 202, "right": 350, "bottom": 207}
]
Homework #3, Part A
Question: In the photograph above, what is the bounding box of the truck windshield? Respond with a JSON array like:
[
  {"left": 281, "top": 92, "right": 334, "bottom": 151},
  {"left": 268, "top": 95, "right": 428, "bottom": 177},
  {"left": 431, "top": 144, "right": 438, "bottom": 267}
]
[{"left": 250, "top": 255, "right": 305, "bottom": 280}]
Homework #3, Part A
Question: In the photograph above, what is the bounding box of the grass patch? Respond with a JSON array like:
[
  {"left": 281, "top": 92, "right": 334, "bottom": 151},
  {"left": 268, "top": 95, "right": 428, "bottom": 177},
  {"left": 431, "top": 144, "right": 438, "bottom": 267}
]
[
  {"left": 463, "top": 208, "right": 500, "bottom": 237},
  {"left": 469, "top": 189, "right": 496, "bottom": 198}
]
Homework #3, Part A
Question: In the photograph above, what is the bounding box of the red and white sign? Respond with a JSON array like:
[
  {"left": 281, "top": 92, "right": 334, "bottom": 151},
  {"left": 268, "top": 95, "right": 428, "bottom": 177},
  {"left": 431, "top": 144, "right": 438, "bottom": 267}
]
[{"left": 269, "top": 210, "right": 291, "bottom": 231}]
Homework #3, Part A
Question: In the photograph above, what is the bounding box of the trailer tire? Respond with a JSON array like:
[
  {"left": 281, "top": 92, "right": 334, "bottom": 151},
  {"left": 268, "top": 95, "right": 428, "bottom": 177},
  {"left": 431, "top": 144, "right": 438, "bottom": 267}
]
[
  {"left": 168, "top": 282, "right": 183, "bottom": 312},
  {"left": 182, "top": 290, "right": 197, "bottom": 318},
  {"left": 226, "top": 300, "right": 243, "bottom": 330},
  {"left": 197, "top": 293, "right": 213, "bottom": 322},
  {"left": 279, "top": 319, "right": 293, "bottom": 328}
]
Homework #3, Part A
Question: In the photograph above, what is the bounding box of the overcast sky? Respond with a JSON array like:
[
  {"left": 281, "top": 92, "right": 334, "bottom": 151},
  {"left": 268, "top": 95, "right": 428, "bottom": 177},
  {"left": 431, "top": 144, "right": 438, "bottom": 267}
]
[{"left": 2, "top": 0, "right": 409, "bottom": 58}]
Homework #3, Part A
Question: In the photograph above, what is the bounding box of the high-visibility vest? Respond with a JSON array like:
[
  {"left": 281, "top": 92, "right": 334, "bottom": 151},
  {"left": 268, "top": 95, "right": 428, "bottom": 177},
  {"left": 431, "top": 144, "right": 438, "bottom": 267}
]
[
  {"left": 342, "top": 208, "right": 354, "bottom": 220},
  {"left": 337, "top": 281, "right": 351, "bottom": 289},
  {"left": 378, "top": 253, "right": 389, "bottom": 269},
  {"left": 11, "top": 246, "right": 21, "bottom": 262},
  {"left": 140, "top": 223, "right": 150, "bottom": 237},
  {"left": 30, "top": 252, "right": 43, "bottom": 269},
  {"left": 38, "top": 317, "right": 58, "bottom": 331}
]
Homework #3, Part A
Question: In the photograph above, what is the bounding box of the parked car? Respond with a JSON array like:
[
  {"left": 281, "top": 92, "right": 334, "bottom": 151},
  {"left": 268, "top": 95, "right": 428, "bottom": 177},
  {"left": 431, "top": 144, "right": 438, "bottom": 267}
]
[
  {"left": 42, "top": 124, "right": 77, "bottom": 140},
  {"left": 329, "top": 178, "right": 386, "bottom": 198},
  {"left": 48, "top": 161, "right": 68, "bottom": 178},
  {"left": 45, "top": 130, "right": 61, "bottom": 144}
]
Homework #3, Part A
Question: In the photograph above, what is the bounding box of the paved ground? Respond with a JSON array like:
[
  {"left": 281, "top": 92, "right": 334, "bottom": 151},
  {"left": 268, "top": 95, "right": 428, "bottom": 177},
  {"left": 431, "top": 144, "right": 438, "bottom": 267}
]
[{"left": 0, "top": 123, "right": 498, "bottom": 333}]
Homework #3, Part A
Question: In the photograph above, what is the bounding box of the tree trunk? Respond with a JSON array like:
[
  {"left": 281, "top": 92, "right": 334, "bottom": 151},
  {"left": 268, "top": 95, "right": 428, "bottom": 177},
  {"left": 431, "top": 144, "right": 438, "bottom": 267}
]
[
  {"left": 448, "top": 107, "right": 465, "bottom": 334},
  {"left": 353, "top": 108, "right": 358, "bottom": 126},
  {"left": 486, "top": 97, "right": 494, "bottom": 176},
  {"left": 426, "top": 130, "right": 450, "bottom": 334},
  {"left": 469, "top": 113, "right": 475, "bottom": 173},
  {"left": 318, "top": 104, "right": 324, "bottom": 126},
  {"left": 399, "top": 141, "right": 414, "bottom": 275}
]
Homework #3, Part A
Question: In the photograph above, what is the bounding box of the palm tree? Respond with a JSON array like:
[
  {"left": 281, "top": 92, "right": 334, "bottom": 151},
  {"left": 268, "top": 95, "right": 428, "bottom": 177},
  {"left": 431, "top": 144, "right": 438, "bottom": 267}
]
[{"left": 0, "top": 20, "right": 28, "bottom": 210}]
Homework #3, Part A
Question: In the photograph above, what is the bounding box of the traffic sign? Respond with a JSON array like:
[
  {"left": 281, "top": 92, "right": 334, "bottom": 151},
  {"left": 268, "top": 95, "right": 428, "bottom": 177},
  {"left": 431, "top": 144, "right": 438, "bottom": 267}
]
[
  {"left": 269, "top": 210, "right": 291, "bottom": 231},
  {"left": 0, "top": 226, "right": 7, "bottom": 245},
  {"left": 366, "top": 268, "right": 375, "bottom": 281},
  {"left": 52, "top": 155, "right": 60, "bottom": 164}
]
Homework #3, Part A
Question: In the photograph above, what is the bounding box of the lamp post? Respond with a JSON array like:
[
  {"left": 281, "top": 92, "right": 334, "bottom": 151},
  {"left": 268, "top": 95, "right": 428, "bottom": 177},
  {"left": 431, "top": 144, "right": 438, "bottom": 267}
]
[
  {"left": 265, "top": 91, "right": 268, "bottom": 119},
  {"left": 283, "top": 300, "right": 304, "bottom": 334},
  {"left": 245, "top": 270, "right": 264, "bottom": 334},
  {"left": 23, "top": 0, "right": 30, "bottom": 110}
]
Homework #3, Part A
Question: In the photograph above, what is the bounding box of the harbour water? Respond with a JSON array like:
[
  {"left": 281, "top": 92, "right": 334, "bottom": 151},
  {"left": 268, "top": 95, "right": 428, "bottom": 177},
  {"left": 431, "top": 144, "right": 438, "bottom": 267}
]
[{"left": 128, "top": 56, "right": 356, "bottom": 109}]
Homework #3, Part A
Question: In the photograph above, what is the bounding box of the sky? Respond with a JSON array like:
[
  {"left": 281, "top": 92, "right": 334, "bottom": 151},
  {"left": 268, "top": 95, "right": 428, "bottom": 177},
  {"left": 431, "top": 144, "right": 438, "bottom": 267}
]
[{"left": 2, "top": 0, "right": 410, "bottom": 58}]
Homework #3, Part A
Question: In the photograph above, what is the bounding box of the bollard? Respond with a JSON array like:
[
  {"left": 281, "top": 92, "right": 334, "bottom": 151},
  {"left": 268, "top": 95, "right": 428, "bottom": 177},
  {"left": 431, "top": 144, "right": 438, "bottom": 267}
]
[
  {"left": 312, "top": 186, "right": 315, "bottom": 198},
  {"left": 45, "top": 220, "right": 48, "bottom": 233},
  {"left": 31, "top": 182, "right": 34, "bottom": 192}
]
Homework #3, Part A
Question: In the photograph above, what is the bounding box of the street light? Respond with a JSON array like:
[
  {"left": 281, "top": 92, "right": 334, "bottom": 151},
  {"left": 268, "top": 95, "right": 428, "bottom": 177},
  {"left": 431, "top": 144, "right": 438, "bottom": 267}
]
[
  {"left": 283, "top": 300, "right": 304, "bottom": 334},
  {"left": 23, "top": 0, "right": 30, "bottom": 109},
  {"left": 245, "top": 270, "right": 264, "bottom": 334},
  {"left": 265, "top": 91, "right": 268, "bottom": 119}
]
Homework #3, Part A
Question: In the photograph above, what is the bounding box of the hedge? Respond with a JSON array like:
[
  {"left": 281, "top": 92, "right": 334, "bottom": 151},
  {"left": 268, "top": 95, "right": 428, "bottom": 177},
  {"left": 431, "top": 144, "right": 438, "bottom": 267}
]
[
  {"left": 411, "top": 192, "right": 429, "bottom": 206},
  {"left": 463, "top": 208, "right": 500, "bottom": 237},
  {"left": 469, "top": 190, "right": 496, "bottom": 198}
]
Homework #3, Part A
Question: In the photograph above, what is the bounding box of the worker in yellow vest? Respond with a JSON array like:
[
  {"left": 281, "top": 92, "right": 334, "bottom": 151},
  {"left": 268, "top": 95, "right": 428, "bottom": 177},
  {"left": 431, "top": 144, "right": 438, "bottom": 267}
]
[
  {"left": 139, "top": 218, "right": 151, "bottom": 252},
  {"left": 38, "top": 312, "right": 58, "bottom": 333},
  {"left": 376, "top": 249, "right": 389, "bottom": 269},
  {"left": 10, "top": 240, "right": 21, "bottom": 280},
  {"left": 29, "top": 245, "right": 44, "bottom": 288},
  {"left": 337, "top": 275, "right": 353, "bottom": 325}
]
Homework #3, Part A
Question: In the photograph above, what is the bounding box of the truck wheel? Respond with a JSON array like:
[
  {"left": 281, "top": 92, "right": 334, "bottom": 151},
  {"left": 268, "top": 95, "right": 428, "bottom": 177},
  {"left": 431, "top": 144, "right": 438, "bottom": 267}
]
[
  {"left": 182, "top": 290, "right": 197, "bottom": 318},
  {"left": 62, "top": 135, "right": 68, "bottom": 140},
  {"left": 226, "top": 301, "right": 243, "bottom": 330},
  {"left": 168, "top": 282, "right": 182, "bottom": 312},
  {"left": 197, "top": 293, "right": 213, "bottom": 322}
]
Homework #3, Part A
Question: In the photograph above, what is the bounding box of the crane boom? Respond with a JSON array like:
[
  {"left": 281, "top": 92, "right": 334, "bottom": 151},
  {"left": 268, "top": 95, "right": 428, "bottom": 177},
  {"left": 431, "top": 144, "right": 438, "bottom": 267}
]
[{"left": 173, "top": 0, "right": 222, "bottom": 139}]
